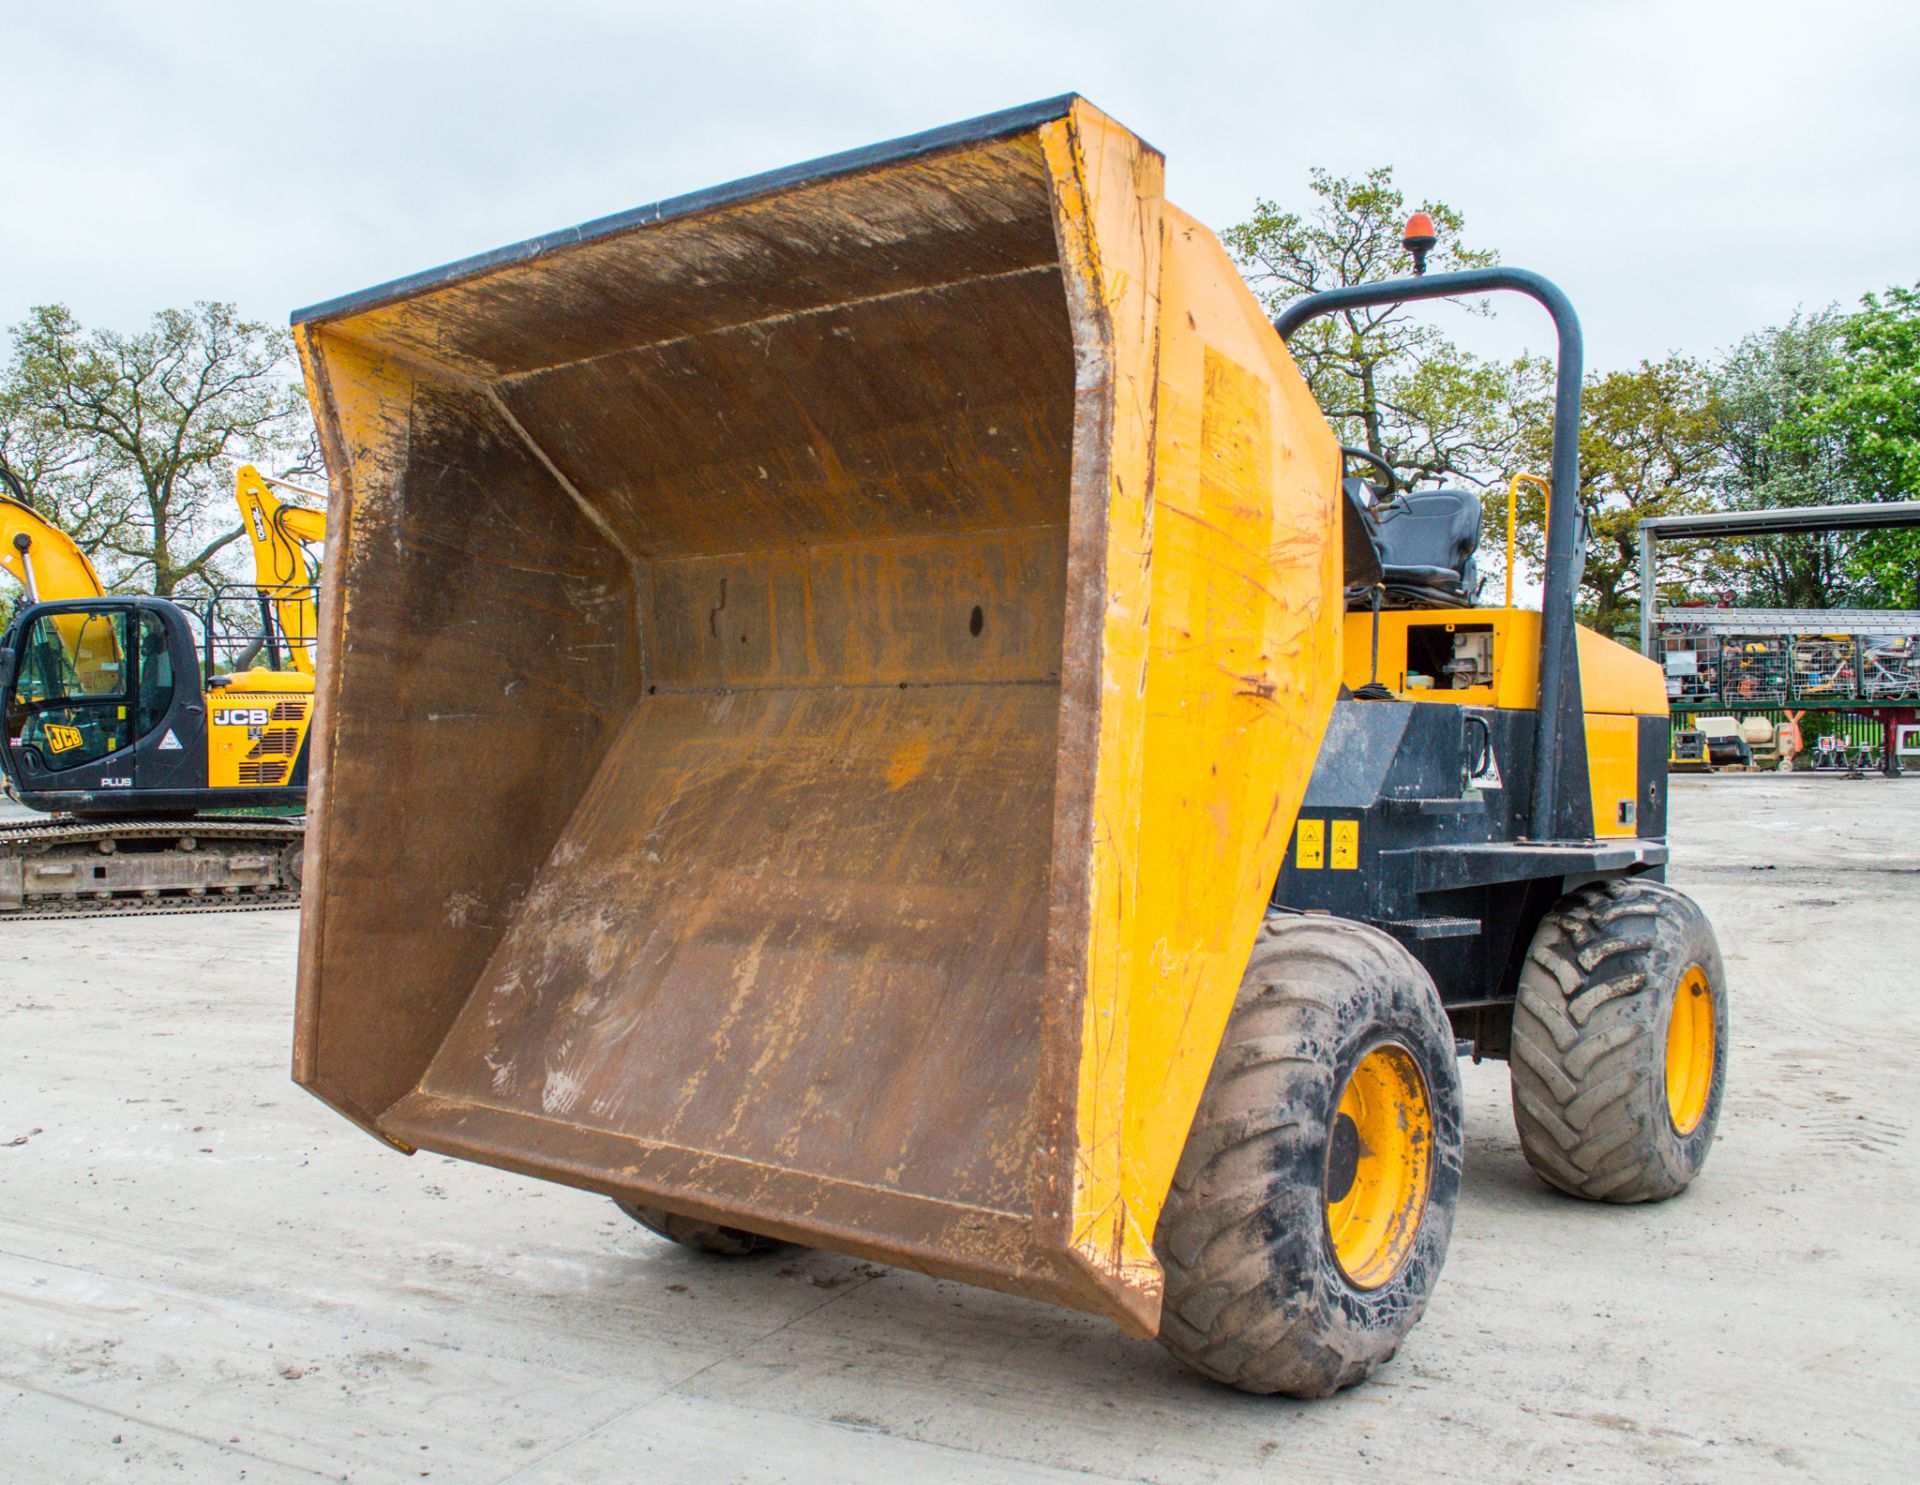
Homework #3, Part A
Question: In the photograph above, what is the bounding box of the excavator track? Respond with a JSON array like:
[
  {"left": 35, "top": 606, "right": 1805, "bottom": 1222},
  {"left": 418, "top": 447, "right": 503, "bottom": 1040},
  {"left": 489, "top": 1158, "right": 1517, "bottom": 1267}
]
[{"left": 0, "top": 816, "right": 303, "bottom": 920}]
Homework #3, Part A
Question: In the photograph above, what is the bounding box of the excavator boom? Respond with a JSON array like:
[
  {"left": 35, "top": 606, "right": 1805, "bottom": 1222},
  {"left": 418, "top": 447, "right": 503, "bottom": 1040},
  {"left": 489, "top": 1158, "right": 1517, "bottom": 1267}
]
[
  {"left": 233, "top": 465, "right": 324, "bottom": 677},
  {"left": 0, "top": 492, "right": 107, "bottom": 603}
]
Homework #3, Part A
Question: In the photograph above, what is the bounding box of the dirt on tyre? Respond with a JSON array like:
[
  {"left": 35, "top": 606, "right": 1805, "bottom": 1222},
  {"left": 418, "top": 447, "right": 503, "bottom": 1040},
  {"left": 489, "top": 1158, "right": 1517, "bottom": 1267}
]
[
  {"left": 1511, "top": 878, "right": 1726, "bottom": 1203},
  {"left": 1153, "top": 914, "right": 1464, "bottom": 1398},
  {"left": 616, "top": 1201, "right": 789, "bottom": 1256}
]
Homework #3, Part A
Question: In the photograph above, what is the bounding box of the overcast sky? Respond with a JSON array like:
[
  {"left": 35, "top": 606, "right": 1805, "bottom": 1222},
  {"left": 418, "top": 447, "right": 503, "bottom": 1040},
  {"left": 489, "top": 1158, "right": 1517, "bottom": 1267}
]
[{"left": 4, "top": 0, "right": 1915, "bottom": 374}]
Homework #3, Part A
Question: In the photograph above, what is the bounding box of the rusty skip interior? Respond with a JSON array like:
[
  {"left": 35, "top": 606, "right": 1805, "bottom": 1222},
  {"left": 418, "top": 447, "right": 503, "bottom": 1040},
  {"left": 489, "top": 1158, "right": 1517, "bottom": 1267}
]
[{"left": 293, "top": 126, "right": 1129, "bottom": 1310}]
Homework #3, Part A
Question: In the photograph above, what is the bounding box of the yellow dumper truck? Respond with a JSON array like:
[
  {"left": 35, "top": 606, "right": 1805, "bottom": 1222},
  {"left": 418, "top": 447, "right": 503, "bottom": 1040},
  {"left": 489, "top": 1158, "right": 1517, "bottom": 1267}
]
[{"left": 289, "top": 96, "right": 1726, "bottom": 1396}]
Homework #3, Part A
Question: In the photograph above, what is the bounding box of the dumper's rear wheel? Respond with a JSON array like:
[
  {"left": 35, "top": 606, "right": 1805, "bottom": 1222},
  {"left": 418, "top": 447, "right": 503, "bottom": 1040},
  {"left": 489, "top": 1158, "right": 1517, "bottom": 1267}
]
[
  {"left": 1511, "top": 878, "right": 1726, "bottom": 1203},
  {"left": 1154, "top": 915, "right": 1463, "bottom": 1397},
  {"left": 615, "top": 1202, "right": 789, "bottom": 1256}
]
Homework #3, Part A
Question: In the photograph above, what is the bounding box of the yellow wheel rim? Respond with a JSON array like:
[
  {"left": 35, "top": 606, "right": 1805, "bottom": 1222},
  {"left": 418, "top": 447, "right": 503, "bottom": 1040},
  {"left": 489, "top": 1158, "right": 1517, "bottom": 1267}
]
[
  {"left": 1665, "top": 965, "right": 1716, "bottom": 1135},
  {"left": 1324, "top": 1043, "right": 1433, "bottom": 1290}
]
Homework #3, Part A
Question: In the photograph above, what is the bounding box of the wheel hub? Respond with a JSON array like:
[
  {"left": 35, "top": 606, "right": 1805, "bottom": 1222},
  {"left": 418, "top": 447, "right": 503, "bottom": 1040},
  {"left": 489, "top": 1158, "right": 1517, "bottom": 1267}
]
[
  {"left": 1665, "top": 965, "right": 1716, "bottom": 1135},
  {"left": 1324, "top": 1043, "right": 1434, "bottom": 1290},
  {"left": 1326, "top": 1112, "right": 1361, "bottom": 1204}
]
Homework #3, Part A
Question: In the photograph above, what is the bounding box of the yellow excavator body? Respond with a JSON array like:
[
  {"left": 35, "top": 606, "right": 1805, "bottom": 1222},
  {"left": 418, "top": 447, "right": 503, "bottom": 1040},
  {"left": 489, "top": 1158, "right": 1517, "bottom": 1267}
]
[
  {"left": 204, "top": 665, "right": 316, "bottom": 791},
  {"left": 291, "top": 96, "right": 1343, "bottom": 1332},
  {"left": 2, "top": 482, "right": 317, "bottom": 801}
]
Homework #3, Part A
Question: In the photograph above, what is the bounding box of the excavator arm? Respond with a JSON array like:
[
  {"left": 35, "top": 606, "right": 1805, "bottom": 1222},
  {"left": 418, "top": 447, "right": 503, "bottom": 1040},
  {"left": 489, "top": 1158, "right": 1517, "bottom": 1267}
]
[{"left": 233, "top": 465, "right": 325, "bottom": 677}]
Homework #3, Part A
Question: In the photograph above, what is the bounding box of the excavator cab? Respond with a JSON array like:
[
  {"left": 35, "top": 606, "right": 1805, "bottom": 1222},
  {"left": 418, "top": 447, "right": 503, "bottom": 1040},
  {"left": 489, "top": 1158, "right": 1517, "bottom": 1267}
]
[
  {"left": 8, "top": 601, "right": 138, "bottom": 773},
  {"left": 0, "top": 594, "right": 311, "bottom": 815},
  {"left": 0, "top": 592, "right": 312, "bottom": 911}
]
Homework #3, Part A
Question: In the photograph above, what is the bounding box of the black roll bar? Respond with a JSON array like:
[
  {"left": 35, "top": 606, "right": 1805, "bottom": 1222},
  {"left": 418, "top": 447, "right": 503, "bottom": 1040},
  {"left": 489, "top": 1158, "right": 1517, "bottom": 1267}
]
[{"left": 1275, "top": 268, "right": 1591, "bottom": 841}]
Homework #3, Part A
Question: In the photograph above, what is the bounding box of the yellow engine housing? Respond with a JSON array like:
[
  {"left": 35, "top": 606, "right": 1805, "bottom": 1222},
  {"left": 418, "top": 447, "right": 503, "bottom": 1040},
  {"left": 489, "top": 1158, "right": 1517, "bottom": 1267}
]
[{"left": 1342, "top": 607, "right": 1667, "bottom": 837}]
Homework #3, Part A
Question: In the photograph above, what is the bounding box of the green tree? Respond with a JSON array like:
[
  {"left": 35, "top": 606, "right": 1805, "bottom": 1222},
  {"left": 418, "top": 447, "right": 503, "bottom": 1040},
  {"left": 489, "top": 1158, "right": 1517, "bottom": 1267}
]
[
  {"left": 1797, "top": 284, "right": 1920, "bottom": 605},
  {"left": 1224, "top": 167, "right": 1541, "bottom": 489},
  {"left": 1815, "top": 283, "right": 1920, "bottom": 496},
  {"left": 0, "top": 302, "right": 308, "bottom": 596},
  {"left": 0, "top": 372, "right": 127, "bottom": 545},
  {"left": 1510, "top": 357, "right": 1722, "bottom": 640},
  {"left": 1713, "top": 311, "right": 1859, "bottom": 609}
]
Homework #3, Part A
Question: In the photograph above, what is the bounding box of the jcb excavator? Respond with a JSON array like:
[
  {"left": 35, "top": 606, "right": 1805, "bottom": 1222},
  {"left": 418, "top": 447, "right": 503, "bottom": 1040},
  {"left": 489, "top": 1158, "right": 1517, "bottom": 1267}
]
[
  {"left": 289, "top": 97, "right": 1726, "bottom": 1397},
  {"left": 0, "top": 466, "right": 317, "bottom": 915}
]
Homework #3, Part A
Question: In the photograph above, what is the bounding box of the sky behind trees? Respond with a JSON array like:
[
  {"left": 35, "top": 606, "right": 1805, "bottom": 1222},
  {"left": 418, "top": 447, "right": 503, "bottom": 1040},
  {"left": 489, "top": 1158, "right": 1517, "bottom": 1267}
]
[{"left": 3, "top": 0, "right": 1916, "bottom": 373}]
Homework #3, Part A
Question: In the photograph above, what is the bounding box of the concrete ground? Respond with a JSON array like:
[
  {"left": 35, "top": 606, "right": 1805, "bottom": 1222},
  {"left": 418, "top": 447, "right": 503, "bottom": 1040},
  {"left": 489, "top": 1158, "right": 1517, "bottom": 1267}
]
[{"left": 2, "top": 777, "right": 1915, "bottom": 1484}]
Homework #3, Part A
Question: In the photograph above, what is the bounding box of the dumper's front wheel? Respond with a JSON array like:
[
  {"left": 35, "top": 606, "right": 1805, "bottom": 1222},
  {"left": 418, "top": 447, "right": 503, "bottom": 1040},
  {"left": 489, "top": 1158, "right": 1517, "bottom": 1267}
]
[
  {"left": 616, "top": 1202, "right": 789, "bottom": 1256},
  {"left": 1154, "top": 915, "right": 1463, "bottom": 1397}
]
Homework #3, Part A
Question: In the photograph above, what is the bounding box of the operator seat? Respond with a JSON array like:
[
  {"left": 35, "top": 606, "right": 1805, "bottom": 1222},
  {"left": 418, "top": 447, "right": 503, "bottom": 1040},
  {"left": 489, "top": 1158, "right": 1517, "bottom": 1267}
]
[
  {"left": 1341, "top": 478, "right": 1483, "bottom": 610},
  {"left": 1372, "top": 489, "right": 1482, "bottom": 607}
]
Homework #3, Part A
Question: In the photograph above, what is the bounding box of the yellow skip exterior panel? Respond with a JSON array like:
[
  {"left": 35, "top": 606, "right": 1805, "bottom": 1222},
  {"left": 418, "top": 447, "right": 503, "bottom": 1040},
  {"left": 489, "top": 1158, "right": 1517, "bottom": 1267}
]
[
  {"left": 1039, "top": 102, "right": 1165, "bottom": 1324},
  {"left": 1121, "top": 208, "right": 1340, "bottom": 1294},
  {"left": 1045, "top": 98, "right": 1342, "bottom": 1331}
]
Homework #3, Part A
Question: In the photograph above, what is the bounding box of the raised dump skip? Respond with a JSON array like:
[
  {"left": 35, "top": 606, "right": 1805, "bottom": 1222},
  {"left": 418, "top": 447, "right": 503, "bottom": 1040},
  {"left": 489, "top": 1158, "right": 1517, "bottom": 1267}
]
[{"left": 292, "top": 96, "right": 1343, "bottom": 1334}]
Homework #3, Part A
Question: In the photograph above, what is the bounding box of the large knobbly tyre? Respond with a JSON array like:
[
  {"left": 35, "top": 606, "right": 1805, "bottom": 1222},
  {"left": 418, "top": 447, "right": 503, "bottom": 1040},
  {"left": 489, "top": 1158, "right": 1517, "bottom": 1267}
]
[
  {"left": 615, "top": 1201, "right": 789, "bottom": 1256},
  {"left": 1154, "top": 915, "right": 1464, "bottom": 1398},
  {"left": 1511, "top": 878, "right": 1727, "bottom": 1203}
]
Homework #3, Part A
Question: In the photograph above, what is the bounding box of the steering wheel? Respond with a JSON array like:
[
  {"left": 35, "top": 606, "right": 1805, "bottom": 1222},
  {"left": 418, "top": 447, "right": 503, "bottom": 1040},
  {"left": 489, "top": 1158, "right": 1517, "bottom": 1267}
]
[{"left": 1339, "top": 446, "right": 1396, "bottom": 501}]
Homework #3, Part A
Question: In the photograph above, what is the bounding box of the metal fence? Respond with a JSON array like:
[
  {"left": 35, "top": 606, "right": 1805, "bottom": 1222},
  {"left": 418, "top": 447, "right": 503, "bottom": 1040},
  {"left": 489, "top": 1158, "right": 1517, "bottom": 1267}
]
[{"left": 1657, "top": 626, "right": 1920, "bottom": 710}]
